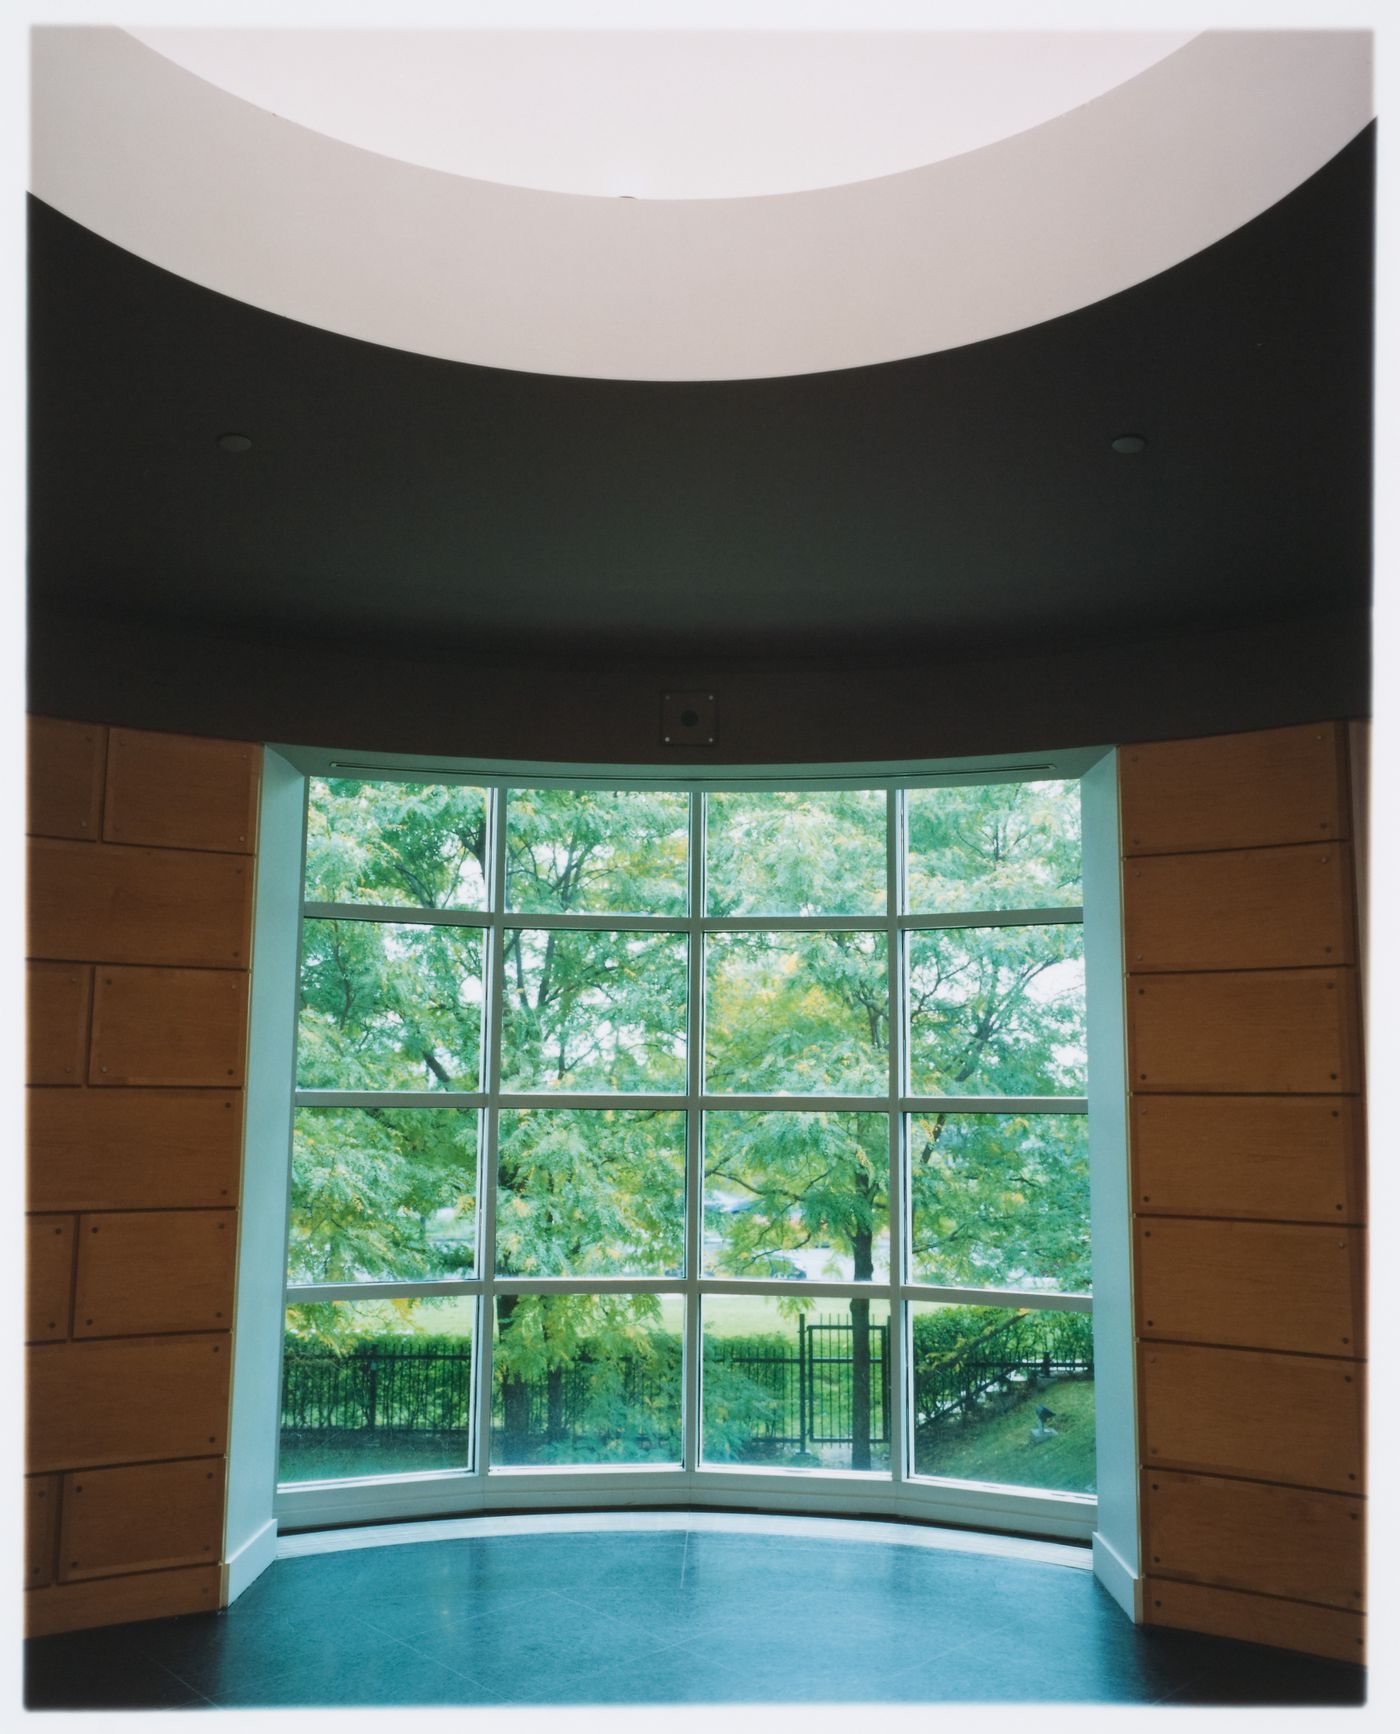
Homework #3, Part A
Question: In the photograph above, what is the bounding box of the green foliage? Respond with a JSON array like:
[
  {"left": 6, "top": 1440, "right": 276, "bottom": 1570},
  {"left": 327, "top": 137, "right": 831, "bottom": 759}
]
[
  {"left": 306, "top": 778, "right": 488, "bottom": 909},
  {"left": 705, "top": 1111, "right": 888, "bottom": 1280},
  {"left": 909, "top": 1113, "right": 1091, "bottom": 1291},
  {"left": 289, "top": 1108, "right": 478, "bottom": 1285},
  {"left": 289, "top": 777, "right": 1091, "bottom": 1471},
  {"left": 506, "top": 788, "right": 689, "bottom": 915},
  {"left": 298, "top": 918, "right": 483, "bottom": 1091},
  {"left": 491, "top": 1293, "right": 682, "bottom": 1464},
  {"left": 500, "top": 929, "right": 687, "bottom": 1091},
  {"left": 706, "top": 931, "right": 887, "bottom": 1094},
  {"left": 496, "top": 1108, "right": 685, "bottom": 1277},
  {"left": 706, "top": 790, "right": 886, "bottom": 915},
  {"left": 907, "top": 780, "right": 1081, "bottom": 912},
  {"left": 907, "top": 923, "right": 1085, "bottom": 1095}
]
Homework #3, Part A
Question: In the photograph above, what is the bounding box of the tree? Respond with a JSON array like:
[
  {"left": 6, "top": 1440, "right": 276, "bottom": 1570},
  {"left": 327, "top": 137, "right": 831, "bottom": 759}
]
[
  {"left": 291, "top": 780, "right": 693, "bottom": 1461},
  {"left": 287, "top": 775, "right": 1087, "bottom": 1469}
]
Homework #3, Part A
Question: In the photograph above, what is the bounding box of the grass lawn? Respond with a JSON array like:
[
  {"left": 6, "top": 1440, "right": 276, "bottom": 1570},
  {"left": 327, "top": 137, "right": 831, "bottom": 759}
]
[{"left": 914, "top": 1372, "right": 1095, "bottom": 1493}]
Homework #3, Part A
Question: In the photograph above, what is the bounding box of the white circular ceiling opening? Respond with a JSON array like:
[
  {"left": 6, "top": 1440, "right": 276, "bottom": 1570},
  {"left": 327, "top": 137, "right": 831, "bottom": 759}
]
[
  {"left": 32, "top": 28, "right": 1373, "bottom": 381},
  {"left": 125, "top": 29, "right": 1195, "bottom": 200}
]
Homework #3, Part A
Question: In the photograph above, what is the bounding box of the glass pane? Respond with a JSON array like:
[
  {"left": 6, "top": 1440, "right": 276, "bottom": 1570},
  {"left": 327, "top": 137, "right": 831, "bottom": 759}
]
[
  {"left": 305, "top": 778, "right": 488, "bottom": 910},
  {"left": 298, "top": 919, "right": 483, "bottom": 1091},
  {"left": 909, "top": 1303, "right": 1096, "bottom": 1493},
  {"left": 497, "top": 1109, "right": 686, "bottom": 1277},
  {"left": 506, "top": 788, "right": 689, "bottom": 916},
  {"left": 707, "top": 790, "right": 886, "bottom": 916},
  {"left": 704, "top": 1112, "right": 888, "bottom": 1281},
  {"left": 280, "top": 1296, "right": 476, "bottom": 1483},
  {"left": 288, "top": 1108, "right": 478, "bottom": 1285},
  {"left": 907, "top": 781, "right": 1081, "bottom": 913},
  {"left": 499, "top": 929, "right": 687, "bottom": 1092},
  {"left": 907, "top": 925, "right": 1085, "bottom": 1096},
  {"left": 909, "top": 1114, "right": 1090, "bottom": 1293},
  {"left": 491, "top": 1293, "right": 683, "bottom": 1466},
  {"left": 706, "top": 931, "right": 887, "bottom": 1094},
  {"left": 703, "top": 1296, "right": 891, "bottom": 1472}
]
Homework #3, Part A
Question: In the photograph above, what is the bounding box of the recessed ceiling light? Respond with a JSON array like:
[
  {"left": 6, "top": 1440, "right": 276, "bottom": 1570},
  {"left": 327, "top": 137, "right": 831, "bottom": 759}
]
[
  {"left": 217, "top": 432, "right": 253, "bottom": 453},
  {"left": 1110, "top": 435, "right": 1147, "bottom": 454}
]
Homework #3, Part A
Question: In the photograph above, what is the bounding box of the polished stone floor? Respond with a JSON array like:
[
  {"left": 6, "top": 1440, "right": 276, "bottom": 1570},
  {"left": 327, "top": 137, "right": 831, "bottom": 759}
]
[{"left": 23, "top": 1519, "right": 1367, "bottom": 1710}]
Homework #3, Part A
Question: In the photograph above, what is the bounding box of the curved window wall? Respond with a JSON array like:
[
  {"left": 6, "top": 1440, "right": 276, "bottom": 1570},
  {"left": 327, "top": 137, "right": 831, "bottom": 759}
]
[{"left": 278, "top": 772, "right": 1094, "bottom": 1530}]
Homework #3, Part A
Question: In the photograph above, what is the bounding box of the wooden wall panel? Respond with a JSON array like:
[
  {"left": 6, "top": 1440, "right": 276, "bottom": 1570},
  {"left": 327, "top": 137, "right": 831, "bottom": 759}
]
[
  {"left": 1147, "top": 1579, "right": 1365, "bottom": 1666},
  {"left": 1145, "top": 1470, "right": 1363, "bottom": 1609},
  {"left": 26, "top": 1476, "right": 59, "bottom": 1590},
  {"left": 26, "top": 719, "right": 259, "bottom": 1637},
  {"left": 1137, "top": 1219, "right": 1363, "bottom": 1356},
  {"left": 1140, "top": 1344, "right": 1363, "bottom": 1492},
  {"left": 74, "top": 1211, "right": 236, "bottom": 1338},
  {"left": 89, "top": 967, "right": 248, "bottom": 1087},
  {"left": 1132, "top": 1095, "right": 1363, "bottom": 1222},
  {"left": 26, "top": 1336, "right": 230, "bottom": 1473},
  {"left": 28, "top": 838, "right": 253, "bottom": 969},
  {"left": 59, "top": 1459, "right": 225, "bottom": 1582},
  {"left": 1120, "top": 723, "right": 1348, "bottom": 856},
  {"left": 25, "top": 1566, "right": 221, "bottom": 1641},
  {"left": 1122, "top": 721, "right": 1366, "bottom": 1667},
  {"left": 27, "top": 1215, "right": 75, "bottom": 1343},
  {"left": 27, "top": 964, "right": 91, "bottom": 1086},
  {"left": 104, "top": 728, "right": 259, "bottom": 855},
  {"left": 1129, "top": 969, "right": 1359, "bottom": 1094},
  {"left": 27, "top": 1089, "right": 243, "bottom": 1213},
  {"left": 27, "top": 718, "right": 106, "bottom": 841},
  {"left": 1124, "top": 843, "right": 1352, "bottom": 972}
]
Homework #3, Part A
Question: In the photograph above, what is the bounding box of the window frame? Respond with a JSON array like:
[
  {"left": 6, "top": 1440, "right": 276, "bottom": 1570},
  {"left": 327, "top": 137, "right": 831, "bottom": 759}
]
[{"left": 241, "top": 743, "right": 1122, "bottom": 1547}]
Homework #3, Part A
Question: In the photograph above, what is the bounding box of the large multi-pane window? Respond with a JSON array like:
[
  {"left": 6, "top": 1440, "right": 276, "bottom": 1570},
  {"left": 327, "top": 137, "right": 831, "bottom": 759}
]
[{"left": 280, "top": 776, "right": 1091, "bottom": 1500}]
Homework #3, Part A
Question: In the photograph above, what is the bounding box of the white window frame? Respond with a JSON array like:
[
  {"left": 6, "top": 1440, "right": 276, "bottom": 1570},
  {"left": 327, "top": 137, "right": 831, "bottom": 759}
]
[{"left": 224, "top": 743, "right": 1134, "bottom": 1606}]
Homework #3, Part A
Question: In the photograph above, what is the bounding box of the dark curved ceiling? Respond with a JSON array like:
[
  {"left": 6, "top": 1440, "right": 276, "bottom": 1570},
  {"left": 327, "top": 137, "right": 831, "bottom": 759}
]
[{"left": 28, "top": 125, "right": 1372, "bottom": 666}]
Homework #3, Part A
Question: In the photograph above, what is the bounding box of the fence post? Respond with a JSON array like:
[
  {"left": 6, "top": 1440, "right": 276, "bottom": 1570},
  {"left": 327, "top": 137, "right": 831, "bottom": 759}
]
[
  {"left": 367, "top": 1353, "right": 378, "bottom": 1431},
  {"left": 798, "top": 1315, "right": 807, "bottom": 1456}
]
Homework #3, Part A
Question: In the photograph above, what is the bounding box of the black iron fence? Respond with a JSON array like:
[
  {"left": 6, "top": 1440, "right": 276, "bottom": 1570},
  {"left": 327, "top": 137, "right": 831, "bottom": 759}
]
[{"left": 281, "top": 1306, "right": 1091, "bottom": 1459}]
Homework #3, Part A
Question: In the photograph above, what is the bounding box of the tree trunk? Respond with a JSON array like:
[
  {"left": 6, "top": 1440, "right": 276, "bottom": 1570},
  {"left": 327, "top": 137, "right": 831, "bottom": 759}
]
[
  {"left": 850, "top": 1218, "right": 874, "bottom": 1470},
  {"left": 495, "top": 1294, "right": 531, "bottom": 1460}
]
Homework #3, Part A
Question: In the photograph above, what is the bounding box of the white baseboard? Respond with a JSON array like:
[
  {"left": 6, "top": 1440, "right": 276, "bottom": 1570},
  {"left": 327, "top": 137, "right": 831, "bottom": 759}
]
[
  {"left": 223, "top": 1518, "right": 279, "bottom": 1606},
  {"left": 1092, "top": 1529, "right": 1142, "bottom": 1623}
]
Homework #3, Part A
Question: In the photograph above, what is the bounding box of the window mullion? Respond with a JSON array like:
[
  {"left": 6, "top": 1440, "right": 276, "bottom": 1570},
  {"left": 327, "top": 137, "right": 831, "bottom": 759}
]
[
  {"left": 887, "top": 786, "right": 907, "bottom": 1489},
  {"left": 475, "top": 783, "right": 510, "bottom": 1479},
  {"left": 682, "top": 789, "right": 706, "bottom": 1476}
]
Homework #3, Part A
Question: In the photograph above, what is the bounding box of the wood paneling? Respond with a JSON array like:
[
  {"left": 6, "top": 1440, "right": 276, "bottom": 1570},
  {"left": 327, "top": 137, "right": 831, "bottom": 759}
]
[
  {"left": 1132, "top": 1096, "right": 1363, "bottom": 1222},
  {"left": 25, "top": 718, "right": 260, "bottom": 1637},
  {"left": 1145, "top": 1470, "right": 1364, "bottom": 1609},
  {"left": 26, "top": 1476, "right": 59, "bottom": 1589},
  {"left": 1137, "top": 1219, "right": 1363, "bottom": 1356},
  {"left": 28, "top": 839, "right": 253, "bottom": 969},
  {"left": 27, "top": 1089, "right": 243, "bottom": 1213},
  {"left": 104, "top": 728, "right": 259, "bottom": 855},
  {"left": 25, "top": 1565, "right": 220, "bottom": 1640},
  {"left": 1121, "top": 724, "right": 1347, "bottom": 856},
  {"left": 73, "top": 1211, "right": 236, "bottom": 1338},
  {"left": 1146, "top": 1579, "right": 1365, "bottom": 1666},
  {"left": 1128, "top": 968, "right": 1359, "bottom": 1093},
  {"left": 1124, "top": 843, "right": 1352, "bottom": 972},
  {"left": 28, "top": 718, "right": 106, "bottom": 841},
  {"left": 27, "top": 1215, "right": 75, "bottom": 1343},
  {"left": 26, "top": 1336, "right": 230, "bottom": 1473},
  {"left": 1140, "top": 1344, "right": 1363, "bottom": 1492},
  {"left": 89, "top": 967, "right": 248, "bottom": 1087},
  {"left": 58, "top": 1459, "right": 224, "bottom": 1582},
  {"left": 27, "top": 964, "right": 91, "bottom": 1086}
]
